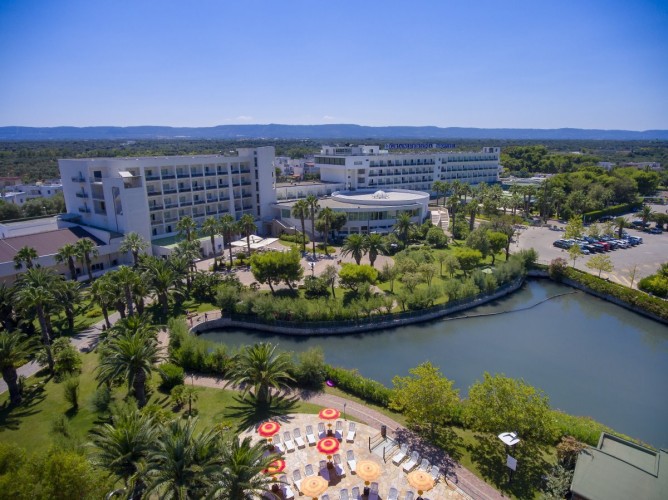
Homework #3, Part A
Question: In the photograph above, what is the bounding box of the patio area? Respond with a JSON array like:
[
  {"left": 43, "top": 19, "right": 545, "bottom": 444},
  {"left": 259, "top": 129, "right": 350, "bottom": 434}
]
[{"left": 243, "top": 413, "right": 468, "bottom": 500}]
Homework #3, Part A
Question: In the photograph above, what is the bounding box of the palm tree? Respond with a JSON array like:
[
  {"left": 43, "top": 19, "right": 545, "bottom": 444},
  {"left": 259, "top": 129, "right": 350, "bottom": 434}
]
[
  {"left": 90, "top": 406, "right": 158, "bottom": 498},
  {"left": 317, "top": 207, "right": 336, "bottom": 255},
  {"left": 53, "top": 279, "right": 82, "bottom": 331},
  {"left": 394, "top": 212, "right": 413, "bottom": 249},
  {"left": 201, "top": 216, "right": 221, "bottom": 270},
  {"left": 465, "top": 199, "right": 480, "bottom": 231},
  {"left": 13, "top": 246, "right": 38, "bottom": 270},
  {"left": 111, "top": 266, "right": 140, "bottom": 317},
  {"left": 55, "top": 243, "right": 79, "bottom": 281},
  {"left": 176, "top": 215, "right": 197, "bottom": 242},
  {"left": 174, "top": 240, "right": 201, "bottom": 293},
  {"left": 90, "top": 275, "right": 115, "bottom": 328},
  {"left": 0, "top": 331, "right": 38, "bottom": 404},
  {"left": 237, "top": 213, "right": 257, "bottom": 259},
  {"left": 75, "top": 238, "right": 99, "bottom": 282},
  {"left": 364, "top": 233, "right": 387, "bottom": 268},
  {"left": 144, "top": 418, "right": 223, "bottom": 499},
  {"left": 291, "top": 199, "right": 310, "bottom": 253},
  {"left": 432, "top": 180, "right": 446, "bottom": 206},
  {"left": 142, "top": 256, "right": 180, "bottom": 316},
  {"left": 119, "top": 232, "right": 149, "bottom": 268},
  {"left": 227, "top": 342, "right": 294, "bottom": 404},
  {"left": 0, "top": 284, "right": 16, "bottom": 332},
  {"left": 211, "top": 435, "right": 278, "bottom": 499},
  {"left": 615, "top": 217, "right": 627, "bottom": 239},
  {"left": 96, "top": 319, "right": 160, "bottom": 407},
  {"left": 15, "top": 267, "right": 60, "bottom": 373},
  {"left": 219, "top": 214, "right": 237, "bottom": 268},
  {"left": 641, "top": 205, "right": 653, "bottom": 228},
  {"left": 306, "top": 194, "right": 320, "bottom": 256},
  {"left": 341, "top": 233, "right": 366, "bottom": 265}
]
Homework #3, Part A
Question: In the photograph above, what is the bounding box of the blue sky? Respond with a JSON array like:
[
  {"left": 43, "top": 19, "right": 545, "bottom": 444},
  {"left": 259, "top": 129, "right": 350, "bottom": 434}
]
[{"left": 1, "top": 0, "right": 667, "bottom": 130}]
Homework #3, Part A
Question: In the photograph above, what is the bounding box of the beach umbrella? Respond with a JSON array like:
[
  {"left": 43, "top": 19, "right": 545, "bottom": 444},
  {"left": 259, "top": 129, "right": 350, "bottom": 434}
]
[
  {"left": 318, "top": 408, "right": 340, "bottom": 435},
  {"left": 356, "top": 459, "right": 382, "bottom": 486},
  {"left": 300, "top": 475, "right": 329, "bottom": 499},
  {"left": 263, "top": 459, "right": 286, "bottom": 476},
  {"left": 316, "top": 436, "right": 340, "bottom": 467},
  {"left": 407, "top": 469, "right": 434, "bottom": 497},
  {"left": 258, "top": 421, "right": 281, "bottom": 451}
]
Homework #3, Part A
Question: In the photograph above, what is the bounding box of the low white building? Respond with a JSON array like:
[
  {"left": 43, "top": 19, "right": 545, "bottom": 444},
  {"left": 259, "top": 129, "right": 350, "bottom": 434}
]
[{"left": 0, "top": 181, "right": 63, "bottom": 206}]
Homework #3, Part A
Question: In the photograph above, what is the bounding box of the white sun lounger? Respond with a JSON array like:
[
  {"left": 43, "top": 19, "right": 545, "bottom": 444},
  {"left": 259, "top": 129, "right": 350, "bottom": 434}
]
[
  {"left": 346, "top": 422, "right": 356, "bottom": 442},
  {"left": 321, "top": 495, "right": 330, "bottom": 500},
  {"left": 367, "top": 482, "right": 379, "bottom": 500},
  {"left": 418, "top": 458, "right": 430, "bottom": 471},
  {"left": 403, "top": 451, "right": 420, "bottom": 472},
  {"left": 388, "top": 487, "right": 399, "bottom": 500},
  {"left": 351, "top": 486, "right": 361, "bottom": 500},
  {"left": 283, "top": 431, "right": 295, "bottom": 453},
  {"left": 319, "top": 459, "right": 331, "bottom": 482},
  {"left": 278, "top": 474, "right": 295, "bottom": 499},
  {"left": 272, "top": 433, "right": 284, "bottom": 454},
  {"left": 404, "top": 492, "right": 415, "bottom": 500},
  {"left": 293, "top": 428, "right": 306, "bottom": 448},
  {"left": 292, "top": 469, "right": 302, "bottom": 494},
  {"left": 346, "top": 449, "right": 357, "bottom": 473},
  {"left": 305, "top": 424, "right": 317, "bottom": 445},
  {"left": 339, "top": 488, "right": 349, "bottom": 500},
  {"left": 429, "top": 464, "right": 441, "bottom": 483},
  {"left": 304, "top": 464, "right": 315, "bottom": 477},
  {"left": 318, "top": 422, "right": 327, "bottom": 438},
  {"left": 333, "top": 453, "right": 346, "bottom": 477},
  {"left": 392, "top": 444, "right": 408, "bottom": 465},
  {"left": 334, "top": 420, "right": 344, "bottom": 440}
]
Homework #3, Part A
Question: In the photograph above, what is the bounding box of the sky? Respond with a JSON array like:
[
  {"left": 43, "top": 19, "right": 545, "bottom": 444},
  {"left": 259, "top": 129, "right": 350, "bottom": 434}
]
[{"left": 0, "top": 0, "right": 667, "bottom": 130}]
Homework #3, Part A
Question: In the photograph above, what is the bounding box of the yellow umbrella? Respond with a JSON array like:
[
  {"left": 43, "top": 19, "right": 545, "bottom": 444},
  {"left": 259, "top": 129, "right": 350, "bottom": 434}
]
[
  {"left": 407, "top": 469, "right": 434, "bottom": 496},
  {"left": 300, "top": 475, "right": 329, "bottom": 499},
  {"left": 356, "top": 459, "right": 382, "bottom": 485}
]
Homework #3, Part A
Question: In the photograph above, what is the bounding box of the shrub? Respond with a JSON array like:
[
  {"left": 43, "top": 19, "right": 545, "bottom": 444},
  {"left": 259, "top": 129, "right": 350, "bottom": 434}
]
[
  {"left": 63, "top": 376, "right": 80, "bottom": 410},
  {"left": 90, "top": 385, "right": 112, "bottom": 413},
  {"left": 426, "top": 226, "right": 448, "bottom": 248},
  {"left": 583, "top": 202, "right": 642, "bottom": 222},
  {"left": 303, "top": 275, "right": 330, "bottom": 299},
  {"left": 159, "top": 363, "right": 185, "bottom": 390},
  {"left": 191, "top": 271, "right": 222, "bottom": 302},
  {"left": 51, "top": 414, "right": 72, "bottom": 438},
  {"left": 324, "top": 365, "right": 392, "bottom": 407},
  {"left": 279, "top": 232, "right": 309, "bottom": 244},
  {"left": 294, "top": 347, "right": 326, "bottom": 389},
  {"left": 549, "top": 257, "right": 569, "bottom": 281},
  {"left": 638, "top": 274, "right": 668, "bottom": 298},
  {"left": 170, "top": 384, "right": 186, "bottom": 408},
  {"left": 50, "top": 338, "right": 82, "bottom": 380}
]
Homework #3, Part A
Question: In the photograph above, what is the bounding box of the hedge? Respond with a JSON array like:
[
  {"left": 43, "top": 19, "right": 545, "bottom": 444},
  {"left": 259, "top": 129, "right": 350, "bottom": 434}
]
[
  {"left": 324, "top": 365, "right": 392, "bottom": 407},
  {"left": 583, "top": 201, "right": 642, "bottom": 222}
]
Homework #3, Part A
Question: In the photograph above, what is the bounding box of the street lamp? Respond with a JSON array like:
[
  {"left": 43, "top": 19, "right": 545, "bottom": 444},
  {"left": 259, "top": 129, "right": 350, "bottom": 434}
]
[
  {"left": 343, "top": 403, "right": 347, "bottom": 421},
  {"left": 498, "top": 431, "right": 520, "bottom": 484}
]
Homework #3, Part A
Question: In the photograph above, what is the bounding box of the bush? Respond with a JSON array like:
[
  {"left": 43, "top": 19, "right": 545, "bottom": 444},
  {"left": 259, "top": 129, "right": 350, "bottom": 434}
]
[
  {"left": 583, "top": 202, "right": 642, "bottom": 222},
  {"left": 63, "top": 376, "right": 80, "bottom": 410},
  {"left": 191, "top": 271, "right": 222, "bottom": 302},
  {"left": 294, "top": 347, "right": 326, "bottom": 389},
  {"left": 324, "top": 365, "right": 392, "bottom": 407},
  {"left": 426, "top": 226, "right": 448, "bottom": 248},
  {"left": 279, "top": 232, "right": 309, "bottom": 244},
  {"left": 303, "top": 275, "right": 330, "bottom": 299},
  {"left": 159, "top": 363, "right": 185, "bottom": 390},
  {"left": 51, "top": 338, "right": 82, "bottom": 380},
  {"left": 638, "top": 274, "right": 668, "bottom": 298},
  {"left": 170, "top": 384, "right": 185, "bottom": 408},
  {"left": 90, "top": 385, "right": 112, "bottom": 413},
  {"left": 549, "top": 257, "right": 569, "bottom": 281}
]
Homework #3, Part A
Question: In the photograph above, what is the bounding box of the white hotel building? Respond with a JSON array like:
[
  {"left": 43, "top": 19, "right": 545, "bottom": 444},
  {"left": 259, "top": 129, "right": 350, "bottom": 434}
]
[{"left": 58, "top": 147, "right": 276, "bottom": 249}]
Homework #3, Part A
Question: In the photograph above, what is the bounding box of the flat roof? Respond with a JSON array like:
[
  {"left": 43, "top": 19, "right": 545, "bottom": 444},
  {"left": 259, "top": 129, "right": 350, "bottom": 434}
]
[
  {"left": 0, "top": 227, "right": 105, "bottom": 263},
  {"left": 334, "top": 190, "right": 427, "bottom": 202}
]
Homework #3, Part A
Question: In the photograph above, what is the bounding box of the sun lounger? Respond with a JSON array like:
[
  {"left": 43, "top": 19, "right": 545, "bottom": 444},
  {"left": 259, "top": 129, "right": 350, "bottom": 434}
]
[
  {"left": 321, "top": 495, "right": 330, "bottom": 500},
  {"left": 319, "top": 459, "right": 331, "bottom": 482},
  {"left": 339, "top": 488, "right": 349, "bottom": 500},
  {"left": 283, "top": 431, "right": 295, "bottom": 453},
  {"left": 403, "top": 451, "right": 420, "bottom": 472},
  {"left": 305, "top": 424, "right": 317, "bottom": 445},
  {"left": 333, "top": 453, "right": 346, "bottom": 477},
  {"left": 346, "top": 449, "right": 357, "bottom": 473},
  {"left": 272, "top": 433, "right": 284, "bottom": 454},
  {"left": 418, "top": 458, "right": 430, "bottom": 471},
  {"left": 293, "top": 428, "right": 306, "bottom": 448},
  {"left": 392, "top": 444, "right": 408, "bottom": 465},
  {"left": 334, "top": 420, "right": 344, "bottom": 440},
  {"left": 304, "top": 464, "right": 315, "bottom": 477},
  {"left": 318, "top": 422, "right": 327, "bottom": 439},
  {"left": 388, "top": 487, "right": 399, "bottom": 500},
  {"left": 292, "top": 469, "right": 302, "bottom": 493},
  {"left": 404, "top": 492, "right": 415, "bottom": 500},
  {"left": 346, "top": 422, "right": 356, "bottom": 442},
  {"left": 367, "top": 482, "right": 379, "bottom": 500},
  {"left": 429, "top": 465, "right": 441, "bottom": 483},
  {"left": 351, "top": 486, "right": 361, "bottom": 500},
  {"left": 279, "top": 474, "right": 295, "bottom": 499}
]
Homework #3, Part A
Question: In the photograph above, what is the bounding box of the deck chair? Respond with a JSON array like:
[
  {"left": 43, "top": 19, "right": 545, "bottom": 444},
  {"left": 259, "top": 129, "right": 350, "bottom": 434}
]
[
  {"left": 321, "top": 495, "right": 330, "bottom": 500},
  {"left": 346, "top": 422, "right": 356, "bottom": 442},
  {"left": 318, "top": 422, "right": 327, "bottom": 438},
  {"left": 429, "top": 465, "right": 441, "bottom": 483},
  {"left": 403, "top": 492, "right": 415, "bottom": 500},
  {"left": 271, "top": 433, "right": 283, "bottom": 454},
  {"left": 402, "top": 451, "right": 420, "bottom": 472},
  {"left": 418, "top": 458, "right": 430, "bottom": 471},
  {"left": 304, "top": 464, "right": 315, "bottom": 477},
  {"left": 333, "top": 453, "right": 346, "bottom": 477},
  {"left": 283, "top": 431, "right": 295, "bottom": 453},
  {"left": 278, "top": 474, "right": 295, "bottom": 500},
  {"left": 339, "top": 489, "right": 349, "bottom": 500},
  {"left": 367, "top": 482, "right": 379, "bottom": 500},
  {"left": 305, "top": 424, "right": 317, "bottom": 445},
  {"left": 292, "top": 469, "right": 302, "bottom": 494},
  {"left": 346, "top": 449, "right": 357, "bottom": 473},
  {"left": 319, "top": 459, "right": 331, "bottom": 482},
  {"left": 351, "top": 486, "right": 361, "bottom": 500},
  {"left": 293, "top": 428, "right": 306, "bottom": 448},
  {"left": 388, "top": 487, "right": 399, "bottom": 500},
  {"left": 334, "top": 420, "right": 344, "bottom": 440},
  {"left": 392, "top": 444, "right": 408, "bottom": 465}
]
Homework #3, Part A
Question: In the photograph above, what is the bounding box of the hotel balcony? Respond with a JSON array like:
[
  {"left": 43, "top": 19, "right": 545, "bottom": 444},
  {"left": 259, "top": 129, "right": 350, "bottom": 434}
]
[
  {"left": 147, "top": 190, "right": 162, "bottom": 197},
  {"left": 75, "top": 192, "right": 88, "bottom": 198}
]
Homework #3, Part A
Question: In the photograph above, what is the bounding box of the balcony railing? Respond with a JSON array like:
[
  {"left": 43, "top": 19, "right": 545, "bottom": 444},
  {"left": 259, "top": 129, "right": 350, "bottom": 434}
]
[
  {"left": 147, "top": 191, "right": 162, "bottom": 196},
  {"left": 191, "top": 172, "right": 203, "bottom": 177},
  {"left": 204, "top": 171, "right": 216, "bottom": 176},
  {"left": 178, "top": 186, "right": 192, "bottom": 192},
  {"left": 192, "top": 186, "right": 204, "bottom": 191},
  {"left": 78, "top": 207, "right": 91, "bottom": 213},
  {"left": 75, "top": 192, "right": 88, "bottom": 198},
  {"left": 161, "top": 173, "right": 175, "bottom": 179},
  {"left": 71, "top": 176, "right": 86, "bottom": 183},
  {"left": 177, "top": 173, "right": 189, "bottom": 178},
  {"left": 145, "top": 175, "right": 160, "bottom": 181},
  {"left": 193, "top": 200, "right": 205, "bottom": 205},
  {"left": 163, "top": 188, "right": 177, "bottom": 194},
  {"left": 149, "top": 205, "right": 163, "bottom": 211},
  {"left": 163, "top": 203, "right": 178, "bottom": 208}
]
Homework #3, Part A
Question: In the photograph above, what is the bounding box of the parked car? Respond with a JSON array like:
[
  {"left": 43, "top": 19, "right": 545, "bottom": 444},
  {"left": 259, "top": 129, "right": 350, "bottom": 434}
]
[
  {"left": 649, "top": 227, "right": 663, "bottom": 234},
  {"left": 553, "top": 240, "right": 570, "bottom": 249}
]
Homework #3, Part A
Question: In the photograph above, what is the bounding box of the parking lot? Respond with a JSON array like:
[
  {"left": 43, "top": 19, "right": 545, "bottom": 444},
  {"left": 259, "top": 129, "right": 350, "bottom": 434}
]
[{"left": 515, "top": 207, "right": 668, "bottom": 288}]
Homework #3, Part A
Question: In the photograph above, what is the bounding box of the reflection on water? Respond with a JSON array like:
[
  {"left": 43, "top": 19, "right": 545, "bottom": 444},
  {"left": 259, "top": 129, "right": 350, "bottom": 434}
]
[{"left": 199, "top": 280, "right": 668, "bottom": 447}]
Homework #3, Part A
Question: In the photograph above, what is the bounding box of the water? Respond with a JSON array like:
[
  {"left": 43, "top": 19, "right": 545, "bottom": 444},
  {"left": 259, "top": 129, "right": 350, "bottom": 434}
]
[{"left": 199, "top": 280, "right": 668, "bottom": 448}]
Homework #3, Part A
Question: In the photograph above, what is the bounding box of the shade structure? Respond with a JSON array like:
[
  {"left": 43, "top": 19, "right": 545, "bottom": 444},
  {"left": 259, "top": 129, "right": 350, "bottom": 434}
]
[
  {"left": 300, "top": 475, "right": 329, "bottom": 498},
  {"left": 356, "top": 459, "right": 382, "bottom": 483},
  {"left": 263, "top": 459, "right": 286, "bottom": 476},
  {"left": 258, "top": 421, "right": 281, "bottom": 438},
  {"left": 318, "top": 408, "right": 340, "bottom": 421},
  {"left": 316, "top": 437, "right": 340, "bottom": 456},
  {"left": 407, "top": 469, "right": 434, "bottom": 493}
]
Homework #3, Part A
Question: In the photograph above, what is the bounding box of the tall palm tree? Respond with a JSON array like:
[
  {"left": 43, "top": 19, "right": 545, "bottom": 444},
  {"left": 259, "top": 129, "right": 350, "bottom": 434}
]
[
  {"left": 394, "top": 212, "right": 413, "bottom": 249},
  {"left": 219, "top": 214, "right": 237, "bottom": 268},
  {"left": 144, "top": 418, "right": 223, "bottom": 499},
  {"left": 90, "top": 275, "right": 115, "bottom": 328},
  {"left": 641, "top": 205, "right": 653, "bottom": 228},
  {"left": 75, "top": 237, "right": 99, "bottom": 282},
  {"left": 0, "top": 284, "right": 16, "bottom": 332},
  {"left": 432, "top": 180, "right": 445, "bottom": 206},
  {"left": 291, "top": 199, "right": 310, "bottom": 253},
  {"left": 364, "top": 233, "right": 387, "bottom": 268},
  {"left": 15, "top": 267, "right": 60, "bottom": 373},
  {"left": 227, "top": 342, "right": 294, "bottom": 404},
  {"left": 0, "top": 331, "right": 38, "bottom": 404},
  {"left": 53, "top": 279, "right": 82, "bottom": 331},
  {"left": 176, "top": 216, "right": 197, "bottom": 243},
  {"left": 211, "top": 435, "right": 278, "bottom": 499},
  {"left": 90, "top": 406, "right": 158, "bottom": 498},
  {"left": 306, "top": 194, "right": 320, "bottom": 256},
  {"left": 341, "top": 233, "right": 366, "bottom": 265},
  {"left": 615, "top": 217, "right": 627, "bottom": 239},
  {"left": 142, "top": 256, "right": 180, "bottom": 316},
  {"left": 174, "top": 240, "right": 201, "bottom": 293},
  {"left": 201, "top": 216, "right": 221, "bottom": 270},
  {"left": 441, "top": 181, "right": 451, "bottom": 207},
  {"left": 96, "top": 319, "right": 160, "bottom": 407},
  {"left": 111, "top": 266, "right": 140, "bottom": 317},
  {"left": 55, "top": 243, "right": 79, "bottom": 281},
  {"left": 119, "top": 232, "right": 149, "bottom": 268},
  {"left": 317, "top": 207, "right": 336, "bottom": 255},
  {"left": 237, "top": 214, "right": 257, "bottom": 259},
  {"left": 13, "top": 246, "right": 38, "bottom": 270}
]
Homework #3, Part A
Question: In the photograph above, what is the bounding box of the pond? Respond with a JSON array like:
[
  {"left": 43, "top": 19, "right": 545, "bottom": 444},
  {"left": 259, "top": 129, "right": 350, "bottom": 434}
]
[{"left": 199, "top": 280, "right": 668, "bottom": 448}]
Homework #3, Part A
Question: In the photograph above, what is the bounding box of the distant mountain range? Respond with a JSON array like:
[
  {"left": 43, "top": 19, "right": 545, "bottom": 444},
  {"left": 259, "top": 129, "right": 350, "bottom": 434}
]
[{"left": 1, "top": 124, "right": 667, "bottom": 141}]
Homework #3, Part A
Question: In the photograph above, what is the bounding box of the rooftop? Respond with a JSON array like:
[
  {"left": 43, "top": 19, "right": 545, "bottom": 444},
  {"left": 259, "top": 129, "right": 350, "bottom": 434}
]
[{"left": 0, "top": 227, "right": 104, "bottom": 263}]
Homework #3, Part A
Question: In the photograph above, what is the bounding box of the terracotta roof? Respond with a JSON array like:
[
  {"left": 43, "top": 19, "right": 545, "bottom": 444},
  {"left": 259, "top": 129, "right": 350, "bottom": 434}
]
[{"left": 0, "top": 227, "right": 105, "bottom": 263}]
